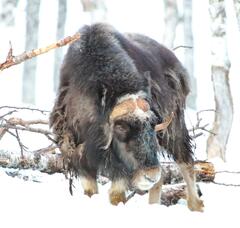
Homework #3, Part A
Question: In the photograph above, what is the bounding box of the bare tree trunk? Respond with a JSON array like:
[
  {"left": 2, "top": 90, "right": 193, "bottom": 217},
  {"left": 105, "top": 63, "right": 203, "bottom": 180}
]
[
  {"left": 81, "top": 0, "right": 107, "bottom": 23},
  {"left": 53, "top": 0, "right": 67, "bottom": 92},
  {"left": 0, "top": 0, "right": 18, "bottom": 27},
  {"left": 183, "top": 0, "right": 197, "bottom": 109},
  {"left": 162, "top": 0, "right": 179, "bottom": 48},
  {"left": 207, "top": 1, "right": 233, "bottom": 161},
  {"left": 234, "top": 0, "right": 240, "bottom": 29},
  {"left": 22, "top": 0, "right": 41, "bottom": 104}
]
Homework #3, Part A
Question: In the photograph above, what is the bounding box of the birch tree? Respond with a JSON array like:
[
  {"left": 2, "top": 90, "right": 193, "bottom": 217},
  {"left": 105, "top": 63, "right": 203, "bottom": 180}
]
[
  {"left": 234, "top": 0, "right": 240, "bottom": 29},
  {"left": 81, "top": 0, "right": 107, "bottom": 23},
  {"left": 162, "top": 0, "right": 179, "bottom": 48},
  {"left": 22, "top": 0, "right": 41, "bottom": 104},
  {"left": 53, "top": 0, "right": 67, "bottom": 92},
  {"left": 207, "top": 0, "right": 233, "bottom": 161},
  {"left": 183, "top": 0, "right": 196, "bottom": 109},
  {"left": 0, "top": 0, "right": 18, "bottom": 27}
]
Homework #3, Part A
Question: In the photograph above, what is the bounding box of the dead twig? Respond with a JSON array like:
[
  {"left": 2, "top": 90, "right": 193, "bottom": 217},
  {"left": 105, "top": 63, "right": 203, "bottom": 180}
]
[
  {"left": 172, "top": 45, "right": 193, "bottom": 51},
  {"left": 15, "top": 129, "right": 27, "bottom": 158},
  {"left": 189, "top": 109, "right": 216, "bottom": 138},
  {"left": 0, "top": 32, "right": 81, "bottom": 71},
  {"left": 6, "top": 129, "right": 28, "bottom": 155},
  {"left": 215, "top": 170, "right": 240, "bottom": 174},
  {"left": 33, "top": 144, "right": 58, "bottom": 155},
  {"left": 212, "top": 181, "right": 240, "bottom": 187},
  {"left": 1, "top": 123, "right": 55, "bottom": 142},
  {"left": 0, "top": 106, "right": 50, "bottom": 114},
  {"left": 6, "top": 117, "right": 48, "bottom": 127},
  {"left": 0, "top": 110, "right": 17, "bottom": 119}
]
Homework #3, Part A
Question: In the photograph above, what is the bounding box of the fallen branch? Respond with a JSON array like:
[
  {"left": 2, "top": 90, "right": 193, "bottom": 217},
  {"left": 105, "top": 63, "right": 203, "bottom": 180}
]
[
  {"left": 161, "top": 183, "right": 202, "bottom": 206},
  {"left": 126, "top": 183, "right": 202, "bottom": 206},
  {"left": 162, "top": 161, "right": 215, "bottom": 184},
  {"left": 0, "top": 148, "right": 63, "bottom": 174},
  {"left": 0, "top": 32, "right": 81, "bottom": 71}
]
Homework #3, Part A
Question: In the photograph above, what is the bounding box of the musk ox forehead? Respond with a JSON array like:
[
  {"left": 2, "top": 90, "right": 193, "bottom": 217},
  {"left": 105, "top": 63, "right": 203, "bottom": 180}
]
[{"left": 110, "top": 91, "right": 154, "bottom": 121}]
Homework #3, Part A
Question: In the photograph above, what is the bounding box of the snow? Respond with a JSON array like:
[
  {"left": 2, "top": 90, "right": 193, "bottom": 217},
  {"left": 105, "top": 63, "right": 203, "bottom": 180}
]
[
  {"left": 0, "top": 159, "right": 240, "bottom": 228},
  {"left": 1, "top": 1, "right": 240, "bottom": 227}
]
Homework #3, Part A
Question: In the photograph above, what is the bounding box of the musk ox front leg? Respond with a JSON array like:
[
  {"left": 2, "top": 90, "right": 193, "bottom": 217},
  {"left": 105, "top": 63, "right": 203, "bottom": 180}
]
[
  {"left": 78, "top": 154, "right": 99, "bottom": 197},
  {"left": 80, "top": 175, "right": 98, "bottom": 197},
  {"left": 177, "top": 163, "right": 204, "bottom": 212},
  {"left": 148, "top": 174, "right": 164, "bottom": 204},
  {"left": 109, "top": 178, "right": 128, "bottom": 205}
]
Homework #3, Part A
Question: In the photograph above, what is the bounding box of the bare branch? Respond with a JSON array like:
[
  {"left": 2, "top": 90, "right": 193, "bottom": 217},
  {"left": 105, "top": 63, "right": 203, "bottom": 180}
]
[
  {"left": 215, "top": 170, "right": 240, "bottom": 174},
  {"left": 0, "top": 110, "right": 17, "bottom": 119},
  {"left": 0, "top": 32, "right": 81, "bottom": 72},
  {"left": 33, "top": 144, "right": 58, "bottom": 155},
  {"left": 15, "top": 129, "right": 27, "bottom": 158},
  {"left": 213, "top": 181, "right": 240, "bottom": 187},
  {"left": 0, "top": 106, "right": 50, "bottom": 113},
  {"left": 189, "top": 109, "right": 216, "bottom": 138},
  {"left": 172, "top": 45, "right": 193, "bottom": 51},
  {"left": 7, "top": 117, "right": 48, "bottom": 126},
  {"left": 0, "top": 127, "right": 7, "bottom": 140},
  {"left": 6, "top": 129, "right": 28, "bottom": 155},
  {"left": 1, "top": 122, "right": 51, "bottom": 135}
]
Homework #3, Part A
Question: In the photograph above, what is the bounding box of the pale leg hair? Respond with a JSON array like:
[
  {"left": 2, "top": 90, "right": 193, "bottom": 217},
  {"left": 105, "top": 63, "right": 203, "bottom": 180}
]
[
  {"left": 109, "top": 178, "right": 128, "bottom": 205},
  {"left": 80, "top": 176, "right": 98, "bottom": 197},
  {"left": 148, "top": 174, "right": 164, "bottom": 204},
  {"left": 177, "top": 163, "right": 204, "bottom": 212}
]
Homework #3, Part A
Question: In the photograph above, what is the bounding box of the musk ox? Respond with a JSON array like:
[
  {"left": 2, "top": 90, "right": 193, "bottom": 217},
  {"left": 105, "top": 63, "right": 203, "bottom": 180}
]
[{"left": 50, "top": 23, "right": 204, "bottom": 211}]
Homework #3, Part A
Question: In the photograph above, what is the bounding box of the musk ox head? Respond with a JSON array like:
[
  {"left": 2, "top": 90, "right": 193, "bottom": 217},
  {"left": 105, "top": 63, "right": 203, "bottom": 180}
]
[{"left": 107, "top": 92, "right": 173, "bottom": 191}]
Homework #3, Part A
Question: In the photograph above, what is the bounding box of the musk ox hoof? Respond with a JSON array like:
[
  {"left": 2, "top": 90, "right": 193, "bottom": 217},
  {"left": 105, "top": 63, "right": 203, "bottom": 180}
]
[
  {"left": 188, "top": 198, "right": 204, "bottom": 212},
  {"left": 109, "top": 192, "right": 126, "bottom": 206},
  {"left": 80, "top": 176, "right": 98, "bottom": 197},
  {"left": 84, "top": 189, "right": 98, "bottom": 198}
]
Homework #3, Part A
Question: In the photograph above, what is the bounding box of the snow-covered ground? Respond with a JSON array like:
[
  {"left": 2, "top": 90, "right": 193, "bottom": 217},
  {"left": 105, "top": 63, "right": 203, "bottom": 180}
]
[
  {"left": 1, "top": 1, "right": 240, "bottom": 227},
  {"left": 0, "top": 158, "right": 240, "bottom": 228}
]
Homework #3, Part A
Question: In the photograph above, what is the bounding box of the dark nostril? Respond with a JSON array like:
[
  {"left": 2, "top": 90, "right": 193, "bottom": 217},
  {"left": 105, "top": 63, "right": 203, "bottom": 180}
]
[{"left": 144, "top": 175, "right": 156, "bottom": 183}]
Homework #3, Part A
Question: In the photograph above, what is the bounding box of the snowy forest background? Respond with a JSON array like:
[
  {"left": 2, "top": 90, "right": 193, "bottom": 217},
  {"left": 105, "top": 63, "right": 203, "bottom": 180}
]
[{"left": 0, "top": 0, "right": 240, "bottom": 227}]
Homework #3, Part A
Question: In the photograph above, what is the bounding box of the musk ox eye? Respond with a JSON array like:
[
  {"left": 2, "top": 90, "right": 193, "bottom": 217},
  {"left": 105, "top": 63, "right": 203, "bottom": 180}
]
[{"left": 114, "top": 122, "right": 130, "bottom": 142}]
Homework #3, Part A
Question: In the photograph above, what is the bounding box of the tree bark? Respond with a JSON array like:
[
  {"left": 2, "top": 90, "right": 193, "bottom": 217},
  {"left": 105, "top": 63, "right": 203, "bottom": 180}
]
[
  {"left": 53, "top": 0, "right": 67, "bottom": 92},
  {"left": 183, "top": 0, "right": 197, "bottom": 109},
  {"left": 81, "top": 0, "right": 107, "bottom": 23},
  {"left": 207, "top": 1, "right": 233, "bottom": 161},
  {"left": 234, "top": 0, "right": 240, "bottom": 29},
  {"left": 22, "top": 0, "right": 41, "bottom": 104},
  {"left": 162, "top": 0, "right": 179, "bottom": 48},
  {"left": 161, "top": 183, "right": 202, "bottom": 206},
  {"left": 163, "top": 161, "right": 215, "bottom": 184},
  {"left": 0, "top": 148, "right": 63, "bottom": 174},
  {"left": 0, "top": 148, "right": 215, "bottom": 182},
  {"left": 0, "top": 0, "right": 18, "bottom": 27}
]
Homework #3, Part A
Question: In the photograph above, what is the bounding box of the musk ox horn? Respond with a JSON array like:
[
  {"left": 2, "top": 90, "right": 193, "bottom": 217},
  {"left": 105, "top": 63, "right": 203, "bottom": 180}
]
[
  {"left": 110, "top": 98, "right": 150, "bottom": 120},
  {"left": 155, "top": 112, "right": 174, "bottom": 132}
]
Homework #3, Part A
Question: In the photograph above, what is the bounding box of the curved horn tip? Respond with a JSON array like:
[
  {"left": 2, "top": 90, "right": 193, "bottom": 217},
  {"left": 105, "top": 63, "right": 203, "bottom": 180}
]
[{"left": 155, "top": 112, "right": 174, "bottom": 132}]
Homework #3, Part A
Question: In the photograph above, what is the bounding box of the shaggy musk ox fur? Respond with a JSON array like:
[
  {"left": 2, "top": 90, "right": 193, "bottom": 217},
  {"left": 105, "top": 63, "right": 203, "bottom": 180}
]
[{"left": 50, "top": 23, "right": 204, "bottom": 211}]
